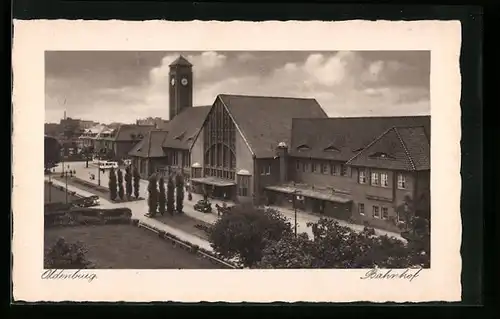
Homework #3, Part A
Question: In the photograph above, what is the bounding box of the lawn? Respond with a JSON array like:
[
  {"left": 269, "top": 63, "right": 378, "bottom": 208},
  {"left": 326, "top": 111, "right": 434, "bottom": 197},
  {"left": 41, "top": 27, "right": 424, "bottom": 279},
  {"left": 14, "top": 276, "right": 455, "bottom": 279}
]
[
  {"left": 45, "top": 181, "right": 81, "bottom": 204},
  {"left": 45, "top": 224, "right": 219, "bottom": 269}
]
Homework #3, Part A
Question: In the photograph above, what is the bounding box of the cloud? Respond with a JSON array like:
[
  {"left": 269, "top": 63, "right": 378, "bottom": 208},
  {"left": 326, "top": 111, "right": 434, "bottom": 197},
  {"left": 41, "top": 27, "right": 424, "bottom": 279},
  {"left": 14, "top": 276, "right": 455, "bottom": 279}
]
[{"left": 45, "top": 51, "right": 430, "bottom": 123}]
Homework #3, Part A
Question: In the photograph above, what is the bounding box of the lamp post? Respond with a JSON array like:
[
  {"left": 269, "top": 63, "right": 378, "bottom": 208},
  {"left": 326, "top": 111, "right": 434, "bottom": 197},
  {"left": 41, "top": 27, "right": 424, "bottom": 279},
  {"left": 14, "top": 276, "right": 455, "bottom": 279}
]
[
  {"left": 48, "top": 170, "right": 52, "bottom": 203},
  {"left": 292, "top": 189, "right": 300, "bottom": 238},
  {"left": 61, "top": 167, "right": 72, "bottom": 204}
]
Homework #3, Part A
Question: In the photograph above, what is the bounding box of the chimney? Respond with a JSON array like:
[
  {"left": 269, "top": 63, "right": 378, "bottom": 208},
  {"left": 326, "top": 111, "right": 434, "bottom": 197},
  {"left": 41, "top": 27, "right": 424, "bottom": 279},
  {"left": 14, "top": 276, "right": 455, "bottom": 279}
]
[{"left": 277, "top": 141, "right": 288, "bottom": 184}]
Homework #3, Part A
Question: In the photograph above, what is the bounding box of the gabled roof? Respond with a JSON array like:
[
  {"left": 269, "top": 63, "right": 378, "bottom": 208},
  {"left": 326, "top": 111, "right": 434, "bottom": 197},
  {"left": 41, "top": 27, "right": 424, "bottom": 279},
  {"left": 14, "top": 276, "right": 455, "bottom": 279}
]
[
  {"left": 162, "top": 106, "right": 211, "bottom": 149},
  {"left": 169, "top": 55, "right": 192, "bottom": 67},
  {"left": 102, "top": 124, "right": 155, "bottom": 142},
  {"left": 217, "top": 94, "right": 328, "bottom": 158},
  {"left": 345, "top": 126, "right": 430, "bottom": 171},
  {"left": 129, "top": 130, "right": 169, "bottom": 158},
  {"left": 290, "top": 116, "right": 430, "bottom": 163}
]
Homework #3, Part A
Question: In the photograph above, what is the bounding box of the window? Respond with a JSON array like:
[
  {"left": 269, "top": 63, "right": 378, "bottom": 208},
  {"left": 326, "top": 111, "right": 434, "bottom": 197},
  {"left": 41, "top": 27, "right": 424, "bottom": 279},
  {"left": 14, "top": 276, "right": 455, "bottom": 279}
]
[
  {"left": 321, "top": 163, "right": 329, "bottom": 174},
  {"left": 237, "top": 175, "right": 250, "bottom": 197},
  {"left": 303, "top": 162, "right": 309, "bottom": 172},
  {"left": 330, "top": 163, "right": 338, "bottom": 175},
  {"left": 358, "top": 169, "right": 367, "bottom": 184},
  {"left": 358, "top": 203, "right": 365, "bottom": 216},
  {"left": 341, "top": 164, "right": 348, "bottom": 176},
  {"left": 296, "top": 160, "right": 301, "bottom": 171},
  {"left": 380, "top": 172, "right": 389, "bottom": 187},
  {"left": 311, "top": 162, "right": 317, "bottom": 173},
  {"left": 260, "top": 165, "right": 271, "bottom": 176},
  {"left": 372, "top": 206, "right": 380, "bottom": 218},
  {"left": 182, "top": 151, "right": 190, "bottom": 168},
  {"left": 397, "top": 173, "right": 406, "bottom": 189},
  {"left": 382, "top": 207, "right": 389, "bottom": 220},
  {"left": 371, "top": 172, "right": 379, "bottom": 186},
  {"left": 171, "top": 151, "right": 178, "bottom": 166}
]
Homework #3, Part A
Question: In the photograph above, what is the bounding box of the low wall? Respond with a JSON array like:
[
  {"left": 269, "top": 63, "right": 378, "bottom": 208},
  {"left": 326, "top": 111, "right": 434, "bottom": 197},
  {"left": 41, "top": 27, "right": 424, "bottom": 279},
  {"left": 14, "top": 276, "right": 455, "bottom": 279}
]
[{"left": 134, "top": 220, "right": 240, "bottom": 269}]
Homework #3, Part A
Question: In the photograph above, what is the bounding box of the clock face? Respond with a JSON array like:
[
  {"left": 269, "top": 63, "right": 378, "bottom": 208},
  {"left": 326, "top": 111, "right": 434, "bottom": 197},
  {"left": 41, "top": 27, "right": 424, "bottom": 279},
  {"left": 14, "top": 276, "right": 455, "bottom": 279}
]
[
  {"left": 171, "top": 78, "right": 175, "bottom": 86},
  {"left": 181, "top": 78, "right": 188, "bottom": 86}
]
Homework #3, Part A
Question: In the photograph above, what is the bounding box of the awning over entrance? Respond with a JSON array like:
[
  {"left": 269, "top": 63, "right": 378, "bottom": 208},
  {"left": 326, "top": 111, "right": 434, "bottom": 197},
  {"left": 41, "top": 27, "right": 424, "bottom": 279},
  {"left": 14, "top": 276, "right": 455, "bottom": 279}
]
[
  {"left": 265, "top": 184, "right": 352, "bottom": 204},
  {"left": 191, "top": 176, "right": 236, "bottom": 187}
]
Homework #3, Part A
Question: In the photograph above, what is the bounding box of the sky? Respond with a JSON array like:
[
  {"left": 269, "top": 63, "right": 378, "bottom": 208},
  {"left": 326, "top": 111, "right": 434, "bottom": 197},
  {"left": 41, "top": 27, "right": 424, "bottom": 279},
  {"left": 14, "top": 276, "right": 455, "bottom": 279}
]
[{"left": 45, "top": 51, "right": 430, "bottom": 124}]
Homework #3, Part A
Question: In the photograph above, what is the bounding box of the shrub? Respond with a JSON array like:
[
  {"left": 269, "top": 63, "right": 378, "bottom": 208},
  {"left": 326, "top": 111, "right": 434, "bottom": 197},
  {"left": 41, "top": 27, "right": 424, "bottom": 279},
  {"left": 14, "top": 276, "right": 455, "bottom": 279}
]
[
  {"left": 133, "top": 166, "right": 140, "bottom": 199},
  {"left": 158, "top": 176, "right": 166, "bottom": 216},
  {"left": 125, "top": 166, "right": 133, "bottom": 200},
  {"left": 117, "top": 169, "right": 124, "bottom": 200},
  {"left": 166, "top": 175, "right": 175, "bottom": 215},
  {"left": 44, "top": 237, "right": 94, "bottom": 269},
  {"left": 175, "top": 174, "right": 184, "bottom": 213},
  {"left": 108, "top": 167, "right": 117, "bottom": 201},
  {"left": 147, "top": 174, "right": 158, "bottom": 217}
]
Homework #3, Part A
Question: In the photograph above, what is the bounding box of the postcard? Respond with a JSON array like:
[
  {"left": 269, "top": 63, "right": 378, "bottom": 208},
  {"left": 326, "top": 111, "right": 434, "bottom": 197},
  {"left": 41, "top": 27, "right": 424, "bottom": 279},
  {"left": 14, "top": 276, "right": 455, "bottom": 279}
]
[{"left": 12, "top": 20, "right": 462, "bottom": 302}]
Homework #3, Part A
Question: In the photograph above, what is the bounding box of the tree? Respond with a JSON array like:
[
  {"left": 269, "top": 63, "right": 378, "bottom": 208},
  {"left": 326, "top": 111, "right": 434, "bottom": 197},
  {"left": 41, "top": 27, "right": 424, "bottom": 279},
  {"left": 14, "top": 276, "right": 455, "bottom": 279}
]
[
  {"left": 125, "top": 166, "right": 133, "bottom": 200},
  {"left": 256, "top": 218, "right": 422, "bottom": 269},
  {"left": 147, "top": 174, "right": 158, "bottom": 217},
  {"left": 158, "top": 176, "right": 166, "bottom": 216},
  {"left": 175, "top": 174, "right": 184, "bottom": 213},
  {"left": 44, "top": 237, "right": 94, "bottom": 269},
  {"left": 44, "top": 136, "right": 61, "bottom": 172},
  {"left": 166, "top": 174, "right": 175, "bottom": 215},
  {"left": 133, "top": 166, "right": 140, "bottom": 199},
  {"left": 208, "top": 205, "right": 293, "bottom": 267},
  {"left": 117, "top": 169, "right": 124, "bottom": 200},
  {"left": 108, "top": 167, "right": 117, "bottom": 201}
]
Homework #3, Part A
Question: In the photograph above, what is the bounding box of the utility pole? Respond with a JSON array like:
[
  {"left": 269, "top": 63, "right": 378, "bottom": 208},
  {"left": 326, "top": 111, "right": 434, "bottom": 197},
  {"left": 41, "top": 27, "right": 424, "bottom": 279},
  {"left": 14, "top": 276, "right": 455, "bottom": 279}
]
[{"left": 48, "top": 172, "right": 52, "bottom": 203}]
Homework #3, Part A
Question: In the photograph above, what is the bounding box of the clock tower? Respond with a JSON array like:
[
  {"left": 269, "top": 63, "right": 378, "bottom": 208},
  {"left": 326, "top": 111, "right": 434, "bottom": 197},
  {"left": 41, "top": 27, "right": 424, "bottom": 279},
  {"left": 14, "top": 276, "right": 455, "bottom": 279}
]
[{"left": 168, "top": 55, "right": 193, "bottom": 120}]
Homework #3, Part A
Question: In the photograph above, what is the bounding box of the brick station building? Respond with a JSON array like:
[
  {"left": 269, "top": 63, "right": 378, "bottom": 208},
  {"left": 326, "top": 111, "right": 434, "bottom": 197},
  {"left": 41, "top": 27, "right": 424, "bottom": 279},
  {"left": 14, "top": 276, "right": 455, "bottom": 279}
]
[{"left": 128, "top": 55, "right": 430, "bottom": 231}]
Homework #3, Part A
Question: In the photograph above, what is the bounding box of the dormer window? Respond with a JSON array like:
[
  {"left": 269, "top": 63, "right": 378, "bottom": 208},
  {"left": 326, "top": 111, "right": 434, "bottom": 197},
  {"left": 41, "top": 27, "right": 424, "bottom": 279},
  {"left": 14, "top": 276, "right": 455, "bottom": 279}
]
[
  {"left": 296, "top": 144, "right": 311, "bottom": 152},
  {"left": 137, "top": 134, "right": 144, "bottom": 139},
  {"left": 353, "top": 148, "right": 364, "bottom": 153},
  {"left": 175, "top": 131, "right": 186, "bottom": 140},
  {"left": 324, "top": 145, "right": 340, "bottom": 152},
  {"left": 369, "top": 152, "right": 393, "bottom": 160}
]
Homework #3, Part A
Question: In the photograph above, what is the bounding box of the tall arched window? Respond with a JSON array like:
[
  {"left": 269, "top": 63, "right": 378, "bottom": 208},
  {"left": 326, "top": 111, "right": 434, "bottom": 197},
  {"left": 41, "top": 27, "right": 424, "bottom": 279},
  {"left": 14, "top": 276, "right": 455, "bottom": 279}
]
[{"left": 203, "top": 100, "right": 236, "bottom": 180}]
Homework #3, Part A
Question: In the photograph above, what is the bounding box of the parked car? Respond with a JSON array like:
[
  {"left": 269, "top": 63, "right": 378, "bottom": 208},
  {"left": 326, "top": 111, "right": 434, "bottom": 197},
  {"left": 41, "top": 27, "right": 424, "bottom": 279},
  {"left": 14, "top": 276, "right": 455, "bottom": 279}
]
[{"left": 194, "top": 199, "right": 212, "bottom": 213}]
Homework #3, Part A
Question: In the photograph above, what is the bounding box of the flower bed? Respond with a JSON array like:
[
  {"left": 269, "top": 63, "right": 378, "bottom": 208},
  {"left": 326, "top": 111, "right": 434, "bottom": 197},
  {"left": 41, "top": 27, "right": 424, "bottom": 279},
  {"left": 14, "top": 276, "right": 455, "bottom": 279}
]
[
  {"left": 45, "top": 207, "right": 133, "bottom": 228},
  {"left": 134, "top": 219, "right": 239, "bottom": 269}
]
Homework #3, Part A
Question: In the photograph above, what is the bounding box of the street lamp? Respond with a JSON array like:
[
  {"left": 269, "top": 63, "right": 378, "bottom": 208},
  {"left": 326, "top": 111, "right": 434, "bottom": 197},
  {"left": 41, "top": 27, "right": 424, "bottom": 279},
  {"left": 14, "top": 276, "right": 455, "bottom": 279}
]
[
  {"left": 60, "top": 167, "right": 73, "bottom": 204},
  {"left": 292, "top": 189, "right": 301, "bottom": 238}
]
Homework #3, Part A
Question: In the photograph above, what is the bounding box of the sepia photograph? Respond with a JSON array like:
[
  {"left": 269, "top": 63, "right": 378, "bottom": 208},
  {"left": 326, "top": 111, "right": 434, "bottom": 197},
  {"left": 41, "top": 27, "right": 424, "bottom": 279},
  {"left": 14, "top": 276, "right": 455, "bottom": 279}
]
[
  {"left": 13, "top": 20, "right": 461, "bottom": 303},
  {"left": 44, "top": 50, "right": 431, "bottom": 270}
]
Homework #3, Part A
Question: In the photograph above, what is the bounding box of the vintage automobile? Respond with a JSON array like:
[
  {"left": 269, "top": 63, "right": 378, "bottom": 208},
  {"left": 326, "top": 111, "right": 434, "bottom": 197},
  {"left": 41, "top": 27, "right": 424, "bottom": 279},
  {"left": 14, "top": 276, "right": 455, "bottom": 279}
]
[{"left": 194, "top": 199, "right": 212, "bottom": 213}]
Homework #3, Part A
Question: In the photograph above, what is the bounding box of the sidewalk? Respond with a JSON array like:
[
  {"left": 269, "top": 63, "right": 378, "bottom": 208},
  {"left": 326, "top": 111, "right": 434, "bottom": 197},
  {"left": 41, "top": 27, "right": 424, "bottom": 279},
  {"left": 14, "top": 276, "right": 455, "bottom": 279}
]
[{"left": 47, "top": 177, "right": 214, "bottom": 252}]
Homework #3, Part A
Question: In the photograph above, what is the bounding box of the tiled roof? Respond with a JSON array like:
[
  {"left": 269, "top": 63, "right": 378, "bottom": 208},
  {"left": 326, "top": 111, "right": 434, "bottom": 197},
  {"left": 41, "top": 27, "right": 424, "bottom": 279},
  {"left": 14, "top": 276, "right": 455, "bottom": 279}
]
[
  {"left": 218, "top": 94, "right": 328, "bottom": 158},
  {"left": 129, "top": 130, "right": 169, "bottom": 158},
  {"left": 169, "top": 55, "right": 192, "bottom": 67},
  {"left": 161, "top": 105, "right": 212, "bottom": 149},
  {"left": 345, "top": 126, "right": 430, "bottom": 171},
  {"left": 100, "top": 124, "right": 155, "bottom": 142},
  {"left": 289, "top": 116, "right": 430, "bottom": 164}
]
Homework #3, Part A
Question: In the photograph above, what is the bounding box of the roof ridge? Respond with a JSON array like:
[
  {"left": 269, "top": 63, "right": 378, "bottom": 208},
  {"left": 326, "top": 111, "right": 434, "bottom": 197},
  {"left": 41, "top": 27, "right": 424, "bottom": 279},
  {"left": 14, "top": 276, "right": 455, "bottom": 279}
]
[
  {"left": 394, "top": 127, "right": 416, "bottom": 171},
  {"left": 218, "top": 93, "right": 316, "bottom": 101},
  {"left": 346, "top": 126, "right": 395, "bottom": 164}
]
